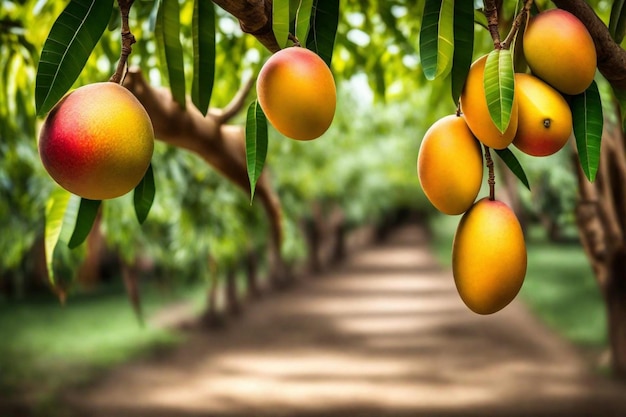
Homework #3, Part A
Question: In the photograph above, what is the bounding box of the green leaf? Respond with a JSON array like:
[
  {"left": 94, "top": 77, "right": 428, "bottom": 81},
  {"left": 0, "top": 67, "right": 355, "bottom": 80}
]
[
  {"left": 612, "top": 87, "right": 626, "bottom": 132},
  {"left": 156, "top": 0, "right": 186, "bottom": 109},
  {"left": 419, "top": 0, "right": 455, "bottom": 81},
  {"left": 474, "top": 9, "right": 488, "bottom": 30},
  {"left": 483, "top": 49, "right": 515, "bottom": 133},
  {"left": 191, "top": 0, "right": 215, "bottom": 116},
  {"left": 295, "top": 0, "right": 314, "bottom": 45},
  {"left": 44, "top": 188, "right": 74, "bottom": 284},
  {"left": 494, "top": 148, "right": 530, "bottom": 191},
  {"left": 245, "top": 100, "right": 268, "bottom": 202},
  {"left": 133, "top": 164, "right": 156, "bottom": 224},
  {"left": 68, "top": 198, "right": 101, "bottom": 249},
  {"left": 35, "top": 0, "right": 114, "bottom": 116},
  {"left": 609, "top": 0, "right": 626, "bottom": 42},
  {"left": 571, "top": 80, "right": 603, "bottom": 182},
  {"left": 273, "top": 0, "right": 291, "bottom": 48},
  {"left": 306, "top": 0, "right": 339, "bottom": 67},
  {"left": 451, "top": 0, "right": 474, "bottom": 103}
]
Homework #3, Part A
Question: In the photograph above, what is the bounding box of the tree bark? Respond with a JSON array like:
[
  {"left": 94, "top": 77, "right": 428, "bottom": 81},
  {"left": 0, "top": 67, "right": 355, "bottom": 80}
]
[{"left": 211, "top": 0, "right": 279, "bottom": 52}]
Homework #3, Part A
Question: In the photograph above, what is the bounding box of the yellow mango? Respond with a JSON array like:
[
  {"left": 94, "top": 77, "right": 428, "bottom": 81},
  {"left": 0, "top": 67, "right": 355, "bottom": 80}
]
[
  {"left": 417, "top": 115, "right": 484, "bottom": 215},
  {"left": 452, "top": 198, "right": 527, "bottom": 314}
]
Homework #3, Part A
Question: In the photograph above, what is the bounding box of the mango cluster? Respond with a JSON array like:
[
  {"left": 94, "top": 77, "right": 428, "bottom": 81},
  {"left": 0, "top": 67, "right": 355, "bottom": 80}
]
[
  {"left": 417, "top": 9, "right": 596, "bottom": 314},
  {"left": 418, "top": 115, "right": 527, "bottom": 315}
]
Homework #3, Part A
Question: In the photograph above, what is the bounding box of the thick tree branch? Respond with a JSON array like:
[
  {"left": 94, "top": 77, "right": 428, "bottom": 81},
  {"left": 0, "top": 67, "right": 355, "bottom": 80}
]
[
  {"left": 123, "top": 68, "right": 286, "bottom": 283},
  {"left": 553, "top": 0, "right": 626, "bottom": 90},
  {"left": 211, "top": 0, "right": 280, "bottom": 52}
]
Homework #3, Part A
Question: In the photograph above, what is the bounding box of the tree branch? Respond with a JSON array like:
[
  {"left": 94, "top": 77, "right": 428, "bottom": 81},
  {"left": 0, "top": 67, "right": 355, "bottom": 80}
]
[
  {"left": 110, "top": 0, "right": 136, "bottom": 84},
  {"left": 211, "top": 0, "right": 280, "bottom": 52},
  {"left": 123, "top": 68, "right": 286, "bottom": 283},
  {"left": 209, "top": 75, "right": 255, "bottom": 123},
  {"left": 484, "top": 0, "right": 502, "bottom": 49},
  {"left": 553, "top": 0, "right": 626, "bottom": 90}
]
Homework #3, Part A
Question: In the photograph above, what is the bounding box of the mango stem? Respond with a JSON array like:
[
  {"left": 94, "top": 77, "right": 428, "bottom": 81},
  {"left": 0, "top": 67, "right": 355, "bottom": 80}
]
[
  {"left": 110, "top": 0, "right": 136, "bottom": 84},
  {"left": 501, "top": 0, "right": 534, "bottom": 49},
  {"left": 288, "top": 33, "right": 302, "bottom": 47},
  {"left": 484, "top": 145, "right": 496, "bottom": 201},
  {"left": 484, "top": 0, "right": 502, "bottom": 49}
]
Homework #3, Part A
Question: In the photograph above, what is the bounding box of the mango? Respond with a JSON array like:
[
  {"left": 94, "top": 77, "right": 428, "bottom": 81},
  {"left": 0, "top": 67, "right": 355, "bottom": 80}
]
[
  {"left": 417, "top": 115, "right": 483, "bottom": 215},
  {"left": 513, "top": 73, "right": 573, "bottom": 157},
  {"left": 257, "top": 47, "right": 336, "bottom": 141},
  {"left": 39, "top": 82, "right": 154, "bottom": 200},
  {"left": 523, "top": 9, "right": 596, "bottom": 95},
  {"left": 460, "top": 55, "right": 519, "bottom": 150},
  {"left": 452, "top": 198, "right": 527, "bottom": 314}
]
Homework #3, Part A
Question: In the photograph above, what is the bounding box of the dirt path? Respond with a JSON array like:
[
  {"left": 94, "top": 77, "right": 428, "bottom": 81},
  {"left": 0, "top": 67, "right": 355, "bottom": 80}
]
[{"left": 64, "top": 224, "right": 626, "bottom": 417}]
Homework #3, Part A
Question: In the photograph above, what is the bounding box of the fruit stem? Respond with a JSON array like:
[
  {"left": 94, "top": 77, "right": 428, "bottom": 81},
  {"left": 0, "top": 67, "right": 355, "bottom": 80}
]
[
  {"left": 484, "top": 145, "right": 496, "bottom": 201},
  {"left": 109, "top": 0, "right": 136, "bottom": 84},
  {"left": 501, "top": 0, "right": 534, "bottom": 49},
  {"left": 288, "top": 33, "right": 302, "bottom": 47},
  {"left": 484, "top": 0, "right": 502, "bottom": 49}
]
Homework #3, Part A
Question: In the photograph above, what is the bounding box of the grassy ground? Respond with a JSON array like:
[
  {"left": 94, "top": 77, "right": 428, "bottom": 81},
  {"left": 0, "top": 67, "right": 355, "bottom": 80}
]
[
  {"left": 0, "top": 280, "right": 205, "bottom": 407},
  {"left": 429, "top": 213, "right": 607, "bottom": 349}
]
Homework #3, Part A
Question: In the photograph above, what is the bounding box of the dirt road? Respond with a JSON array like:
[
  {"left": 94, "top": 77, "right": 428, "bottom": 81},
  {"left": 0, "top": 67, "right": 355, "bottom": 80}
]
[{"left": 64, "top": 225, "right": 626, "bottom": 417}]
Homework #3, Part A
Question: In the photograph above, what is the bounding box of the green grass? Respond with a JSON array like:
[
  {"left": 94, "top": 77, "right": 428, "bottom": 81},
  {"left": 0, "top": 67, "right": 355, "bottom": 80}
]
[
  {"left": 0, "top": 281, "right": 205, "bottom": 404},
  {"left": 429, "top": 213, "right": 607, "bottom": 348}
]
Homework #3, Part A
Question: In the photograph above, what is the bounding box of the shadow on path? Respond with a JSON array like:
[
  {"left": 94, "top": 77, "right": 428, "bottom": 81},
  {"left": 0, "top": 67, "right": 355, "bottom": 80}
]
[{"left": 64, "top": 225, "right": 626, "bottom": 417}]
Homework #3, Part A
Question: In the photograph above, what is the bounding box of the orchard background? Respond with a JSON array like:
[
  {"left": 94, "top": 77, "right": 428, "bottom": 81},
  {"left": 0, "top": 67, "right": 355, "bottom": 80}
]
[{"left": 1, "top": 0, "right": 626, "bottom": 413}]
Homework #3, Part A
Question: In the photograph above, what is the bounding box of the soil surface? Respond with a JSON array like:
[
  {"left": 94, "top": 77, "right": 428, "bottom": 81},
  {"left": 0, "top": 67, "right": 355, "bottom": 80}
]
[{"left": 63, "top": 224, "right": 626, "bottom": 417}]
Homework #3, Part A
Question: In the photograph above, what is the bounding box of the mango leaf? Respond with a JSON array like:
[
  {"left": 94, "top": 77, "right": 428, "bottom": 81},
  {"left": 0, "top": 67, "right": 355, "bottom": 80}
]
[
  {"left": 484, "top": 49, "right": 515, "bottom": 133},
  {"left": 68, "top": 198, "right": 101, "bottom": 249},
  {"left": 134, "top": 164, "right": 155, "bottom": 224},
  {"left": 474, "top": 9, "right": 488, "bottom": 29},
  {"left": 609, "top": 0, "right": 626, "bottom": 43},
  {"left": 156, "top": 0, "right": 186, "bottom": 108},
  {"left": 419, "top": 0, "right": 455, "bottom": 81},
  {"left": 451, "top": 0, "right": 474, "bottom": 103},
  {"left": 273, "top": 0, "right": 290, "bottom": 48},
  {"left": 154, "top": 2, "right": 168, "bottom": 79},
  {"left": 35, "top": 0, "right": 113, "bottom": 116},
  {"left": 295, "top": 0, "right": 314, "bottom": 45},
  {"left": 306, "top": 0, "right": 339, "bottom": 67},
  {"left": 44, "top": 188, "right": 75, "bottom": 284},
  {"left": 245, "top": 100, "right": 268, "bottom": 202},
  {"left": 612, "top": 87, "right": 626, "bottom": 132},
  {"left": 494, "top": 148, "right": 530, "bottom": 191},
  {"left": 191, "top": 0, "right": 215, "bottom": 116},
  {"left": 571, "top": 80, "right": 603, "bottom": 182}
]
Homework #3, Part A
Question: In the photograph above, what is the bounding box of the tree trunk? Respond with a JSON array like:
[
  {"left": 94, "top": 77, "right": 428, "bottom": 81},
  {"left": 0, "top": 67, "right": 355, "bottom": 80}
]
[
  {"left": 606, "top": 250, "right": 626, "bottom": 378},
  {"left": 245, "top": 250, "right": 261, "bottom": 299},
  {"left": 225, "top": 265, "right": 241, "bottom": 316},
  {"left": 574, "top": 114, "right": 626, "bottom": 378},
  {"left": 303, "top": 216, "right": 322, "bottom": 274},
  {"left": 121, "top": 260, "right": 143, "bottom": 325}
]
